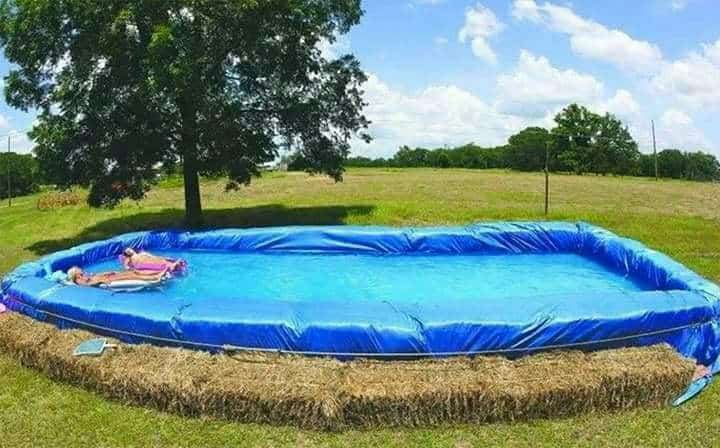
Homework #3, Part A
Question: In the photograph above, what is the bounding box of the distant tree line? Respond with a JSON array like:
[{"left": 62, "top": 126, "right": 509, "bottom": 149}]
[
  {"left": 0, "top": 152, "right": 39, "bottom": 199},
  {"left": 291, "top": 104, "right": 720, "bottom": 182}
]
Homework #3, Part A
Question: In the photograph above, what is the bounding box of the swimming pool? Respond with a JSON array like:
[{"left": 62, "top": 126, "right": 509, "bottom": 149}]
[
  {"left": 2, "top": 222, "right": 720, "bottom": 365},
  {"left": 85, "top": 251, "right": 651, "bottom": 303}
]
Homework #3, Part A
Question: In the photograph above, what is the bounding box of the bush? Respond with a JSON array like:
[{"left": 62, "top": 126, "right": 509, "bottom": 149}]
[
  {"left": 684, "top": 151, "right": 720, "bottom": 181},
  {"left": 286, "top": 152, "right": 311, "bottom": 171},
  {"left": 506, "top": 127, "right": 550, "bottom": 171},
  {"left": 0, "top": 152, "right": 39, "bottom": 199},
  {"left": 36, "top": 191, "right": 83, "bottom": 210}
]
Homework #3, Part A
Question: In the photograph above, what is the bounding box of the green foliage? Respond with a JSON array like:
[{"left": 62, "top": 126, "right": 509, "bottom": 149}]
[
  {"left": 0, "top": 152, "right": 38, "bottom": 199},
  {"left": 394, "top": 146, "right": 431, "bottom": 167},
  {"left": 430, "top": 150, "right": 451, "bottom": 168},
  {"left": 551, "top": 104, "right": 597, "bottom": 174},
  {"left": 286, "top": 152, "right": 311, "bottom": 171},
  {"left": 0, "top": 0, "right": 370, "bottom": 225},
  {"left": 637, "top": 154, "right": 656, "bottom": 177},
  {"left": 348, "top": 103, "right": 718, "bottom": 182},
  {"left": 372, "top": 144, "right": 507, "bottom": 169},
  {"left": 551, "top": 104, "right": 640, "bottom": 176},
  {"left": 657, "top": 149, "right": 720, "bottom": 181},
  {"left": 684, "top": 151, "right": 720, "bottom": 181},
  {"left": 506, "top": 127, "right": 550, "bottom": 171},
  {"left": 658, "top": 149, "right": 687, "bottom": 179},
  {"left": 345, "top": 156, "right": 391, "bottom": 168}
]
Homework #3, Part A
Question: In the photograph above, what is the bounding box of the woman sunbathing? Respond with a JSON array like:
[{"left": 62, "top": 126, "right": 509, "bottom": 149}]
[
  {"left": 67, "top": 266, "right": 167, "bottom": 287},
  {"left": 120, "top": 248, "right": 186, "bottom": 273}
]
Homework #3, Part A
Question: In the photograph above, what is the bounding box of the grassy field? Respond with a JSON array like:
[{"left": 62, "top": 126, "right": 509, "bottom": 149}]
[{"left": 1, "top": 168, "right": 719, "bottom": 447}]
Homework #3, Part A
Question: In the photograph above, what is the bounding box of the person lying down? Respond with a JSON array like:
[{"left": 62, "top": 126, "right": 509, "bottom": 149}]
[
  {"left": 66, "top": 266, "right": 167, "bottom": 287},
  {"left": 120, "top": 248, "right": 187, "bottom": 273}
]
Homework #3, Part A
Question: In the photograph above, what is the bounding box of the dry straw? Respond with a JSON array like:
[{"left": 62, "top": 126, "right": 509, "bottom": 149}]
[{"left": 0, "top": 312, "right": 694, "bottom": 430}]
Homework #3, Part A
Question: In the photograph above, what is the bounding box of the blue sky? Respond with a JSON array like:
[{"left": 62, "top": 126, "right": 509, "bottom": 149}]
[
  {"left": 339, "top": 0, "right": 720, "bottom": 157},
  {"left": 2, "top": 0, "right": 720, "bottom": 157}
]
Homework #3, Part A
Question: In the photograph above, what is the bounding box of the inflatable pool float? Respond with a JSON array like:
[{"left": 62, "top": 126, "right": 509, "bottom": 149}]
[
  {"left": 45, "top": 270, "right": 169, "bottom": 293},
  {"left": 119, "top": 254, "right": 187, "bottom": 275}
]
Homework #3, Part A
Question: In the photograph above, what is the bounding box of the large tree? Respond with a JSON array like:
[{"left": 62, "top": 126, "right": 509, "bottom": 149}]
[
  {"left": 0, "top": 0, "right": 370, "bottom": 226},
  {"left": 551, "top": 104, "right": 596, "bottom": 174},
  {"left": 684, "top": 151, "right": 720, "bottom": 181},
  {"left": 593, "top": 112, "right": 639, "bottom": 176},
  {"left": 551, "top": 104, "right": 639, "bottom": 176},
  {"left": 506, "top": 127, "right": 550, "bottom": 172}
]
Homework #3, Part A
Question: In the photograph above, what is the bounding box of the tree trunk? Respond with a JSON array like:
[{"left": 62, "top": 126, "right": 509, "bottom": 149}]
[
  {"left": 183, "top": 150, "right": 203, "bottom": 228},
  {"left": 180, "top": 104, "right": 203, "bottom": 228}
]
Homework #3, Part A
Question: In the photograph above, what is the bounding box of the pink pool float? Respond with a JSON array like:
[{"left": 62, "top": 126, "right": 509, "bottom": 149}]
[{"left": 119, "top": 248, "right": 187, "bottom": 275}]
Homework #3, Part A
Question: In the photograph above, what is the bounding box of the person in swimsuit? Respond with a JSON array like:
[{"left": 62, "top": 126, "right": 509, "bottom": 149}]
[
  {"left": 67, "top": 266, "right": 167, "bottom": 287},
  {"left": 121, "top": 248, "right": 184, "bottom": 272}
]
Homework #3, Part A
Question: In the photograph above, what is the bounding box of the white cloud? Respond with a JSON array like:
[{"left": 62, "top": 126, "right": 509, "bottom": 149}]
[
  {"left": 7, "top": 131, "right": 34, "bottom": 154},
  {"left": 512, "top": 0, "right": 543, "bottom": 22},
  {"left": 353, "top": 74, "right": 526, "bottom": 157},
  {"left": 458, "top": 3, "right": 504, "bottom": 65},
  {"left": 349, "top": 64, "right": 706, "bottom": 157},
  {"left": 657, "top": 109, "right": 712, "bottom": 151},
  {"left": 317, "top": 34, "right": 350, "bottom": 60},
  {"left": 512, "top": 0, "right": 663, "bottom": 74},
  {"left": 349, "top": 44, "right": 662, "bottom": 157},
  {"left": 495, "top": 50, "right": 604, "bottom": 117},
  {"left": 593, "top": 89, "right": 645, "bottom": 148},
  {"left": 352, "top": 66, "right": 642, "bottom": 158},
  {"left": 670, "top": 0, "right": 688, "bottom": 11},
  {"left": 651, "top": 40, "right": 720, "bottom": 109},
  {"left": 597, "top": 89, "right": 641, "bottom": 121},
  {"left": 703, "top": 39, "right": 720, "bottom": 65},
  {"left": 661, "top": 108, "right": 692, "bottom": 127},
  {"left": 0, "top": 114, "right": 9, "bottom": 129},
  {"left": 433, "top": 36, "right": 449, "bottom": 46},
  {"left": 512, "top": 0, "right": 719, "bottom": 122}
]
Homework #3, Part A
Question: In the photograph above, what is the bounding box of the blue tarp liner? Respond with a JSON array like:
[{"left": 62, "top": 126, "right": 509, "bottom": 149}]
[{"left": 2, "top": 222, "right": 720, "bottom": 372}]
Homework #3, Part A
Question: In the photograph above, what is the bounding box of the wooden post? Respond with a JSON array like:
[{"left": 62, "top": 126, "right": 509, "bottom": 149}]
[
  {"left": 652, "top": 120, "right": 658, "bottom": 180},
  {"left": 6, "top": 134, "right": 10, "bottom": 207},
  {"left": 544, "top": 141, "right": 550, "bottom": 216}
]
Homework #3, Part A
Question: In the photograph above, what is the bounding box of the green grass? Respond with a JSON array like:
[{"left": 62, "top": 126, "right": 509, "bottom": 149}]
[{"left": 1, "top": 168, "right": 719, "bottom": 447}]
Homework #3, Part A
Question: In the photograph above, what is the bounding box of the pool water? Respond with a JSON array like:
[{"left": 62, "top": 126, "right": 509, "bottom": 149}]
[
  {"left": 8, "top": 224, "right": 717, "bottom": 358},
  {"left": 85, "top": 250, "right": 651, "bottom": 304}
]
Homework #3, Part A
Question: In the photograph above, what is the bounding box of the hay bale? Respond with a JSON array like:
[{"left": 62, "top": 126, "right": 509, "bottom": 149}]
[
  {"left": 0, "top": 312, "right": 695, "bottom": 430},
  {"left": 338, "top": 349, "right": 693, "bottom": 427}
]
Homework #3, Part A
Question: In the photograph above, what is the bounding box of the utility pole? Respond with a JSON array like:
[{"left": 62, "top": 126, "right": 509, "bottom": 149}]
[
  {"left": 6, "top": 134, "right": 10, "bottom": 207},
  {"left": 651, "top": 120, "right": 658, "bottom": 180},
  {"left": 544, "top": 140, "right": 550, "bottom": 216}
]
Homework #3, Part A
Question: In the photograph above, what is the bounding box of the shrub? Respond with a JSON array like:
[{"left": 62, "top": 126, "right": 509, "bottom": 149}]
[{"left": 0, "top": 152, "right": 39, "bottom": 199}]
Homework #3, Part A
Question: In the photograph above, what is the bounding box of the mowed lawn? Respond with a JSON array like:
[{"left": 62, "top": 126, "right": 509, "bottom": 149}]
[{"left": 1, "top": 168, "right": 719, "bottom": 447}]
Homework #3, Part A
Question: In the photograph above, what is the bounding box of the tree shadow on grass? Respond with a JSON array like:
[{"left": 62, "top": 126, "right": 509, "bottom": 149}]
[{"left": 26, "top": 204, "right": 375, "bottom": 256}]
